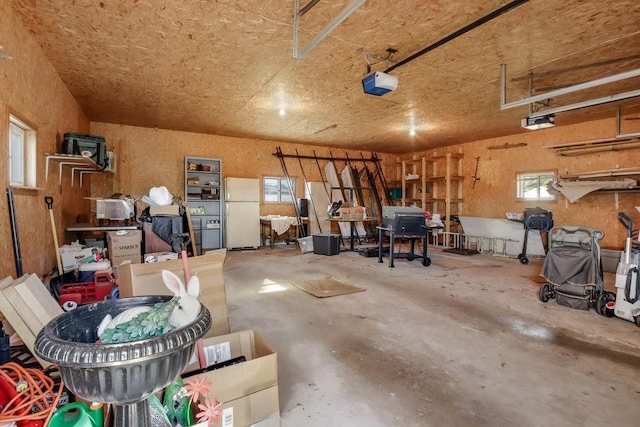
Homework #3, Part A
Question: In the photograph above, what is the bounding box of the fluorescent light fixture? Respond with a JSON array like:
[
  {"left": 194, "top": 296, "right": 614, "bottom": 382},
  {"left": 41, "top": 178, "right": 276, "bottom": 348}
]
[{"left": 521, "top": 114, "right": 556, "bottom": 130}]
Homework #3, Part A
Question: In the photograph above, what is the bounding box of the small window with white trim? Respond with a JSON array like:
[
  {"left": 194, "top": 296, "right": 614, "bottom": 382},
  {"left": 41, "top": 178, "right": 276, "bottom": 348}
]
[
  {"left": 264, "top": 177, "right": 296, "bottom": 203},
  {"left": 8, "top": 114, "right": 37, "bottom": 188},
  {"left": 516, "top": 170, "right": 556, "bottom": 201}
]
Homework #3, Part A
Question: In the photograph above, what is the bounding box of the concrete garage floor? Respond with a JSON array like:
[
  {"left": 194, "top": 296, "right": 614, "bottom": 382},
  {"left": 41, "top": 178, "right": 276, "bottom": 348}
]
[{"left": 223, "top": 245, "right": 640, "bottom": 427}]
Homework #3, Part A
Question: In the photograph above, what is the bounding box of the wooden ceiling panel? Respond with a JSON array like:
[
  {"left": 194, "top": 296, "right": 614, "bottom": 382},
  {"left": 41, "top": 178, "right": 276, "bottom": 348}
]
[{"left": 10, "top": 0, "right": 640, "bottom": 153}]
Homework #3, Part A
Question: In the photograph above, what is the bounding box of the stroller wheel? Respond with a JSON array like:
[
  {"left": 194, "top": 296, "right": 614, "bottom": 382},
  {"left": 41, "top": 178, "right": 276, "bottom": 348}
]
[
  {"left": 635, "top": 316, "right": 640, "bottom": 328},
  {"left": 596, "top": 292, "right": 615, "bottom": 316},
  {"left": 520, "top": 256, "right": 529, "bottom": 265},
  {"left": 539, "top": 283, "right": 551, "bottom": 303}
]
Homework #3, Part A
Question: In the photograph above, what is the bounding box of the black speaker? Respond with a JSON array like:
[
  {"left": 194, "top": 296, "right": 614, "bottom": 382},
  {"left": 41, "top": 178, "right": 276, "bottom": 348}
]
[{"left": 297, "top": 198, "right": 309, "bottom": 217}]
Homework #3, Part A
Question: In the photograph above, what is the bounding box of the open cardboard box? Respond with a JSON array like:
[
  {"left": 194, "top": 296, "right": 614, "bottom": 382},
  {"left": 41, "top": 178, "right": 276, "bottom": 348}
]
[
  {"left": 182, "top": 330, "right": 280, "bottom": 426},
  {"left": 117, "top": 250, "right": 229, "bottom": 338}
]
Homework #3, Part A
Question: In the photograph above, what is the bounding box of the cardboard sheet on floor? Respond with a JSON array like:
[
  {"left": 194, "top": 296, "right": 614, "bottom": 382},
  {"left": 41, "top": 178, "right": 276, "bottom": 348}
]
[
  {"left": 293, "top": 277, "right": 364, "bottom": 298},
  {"left": 430, "top": 253, "right": 502, "bottom": 270}
]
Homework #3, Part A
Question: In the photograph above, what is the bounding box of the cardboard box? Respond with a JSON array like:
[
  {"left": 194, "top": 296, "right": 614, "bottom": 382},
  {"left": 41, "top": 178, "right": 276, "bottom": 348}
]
[
  {"left": 338, "top": 206, "right": 366, "bottom": 220},
  {"left": 219, "top": 387, "right": 280, "bottom": 427},
  {"left": 183, "top": 330, "right": 279, "bottom": 426},
  {"left": 191, "top": 390, "right": 281, "bottom": 427},
  {"left": 117, "top": 250, "right": 229, "bottom": 338},
  {"left": 144, "top": 251, "right": 179, "bottom": 263},
  {"left": 149, "top": 204, "right": 180, "bottom": 216},
  {"left": 59, "top": 246, "right": 97, "bottom": 272},
  {"left": 107, "top": 230, "right": 142, "bottom": 267}
]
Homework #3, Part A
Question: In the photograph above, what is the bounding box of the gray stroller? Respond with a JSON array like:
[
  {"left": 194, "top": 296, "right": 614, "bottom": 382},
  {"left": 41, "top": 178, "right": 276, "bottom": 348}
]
[{"left": 538, "top": 225, "right": 604, "bottom": 310}]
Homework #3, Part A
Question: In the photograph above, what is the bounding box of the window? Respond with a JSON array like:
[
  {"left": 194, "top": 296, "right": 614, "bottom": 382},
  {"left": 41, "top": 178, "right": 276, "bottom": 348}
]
[
  {"left": 8, "top": 114, "right": 37, "bottom": 188},
  {"left": 264, "top": 177, "right": 296, "bottom": 203},
  {"left": 516, "top": 170, "right": 556, "bottom": 201}
]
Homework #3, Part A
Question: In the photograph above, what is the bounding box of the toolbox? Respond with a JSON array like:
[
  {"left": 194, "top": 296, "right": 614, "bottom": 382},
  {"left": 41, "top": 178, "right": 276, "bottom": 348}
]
[{"left": 62, "top": 132, "right": 107, "bottom": 168}]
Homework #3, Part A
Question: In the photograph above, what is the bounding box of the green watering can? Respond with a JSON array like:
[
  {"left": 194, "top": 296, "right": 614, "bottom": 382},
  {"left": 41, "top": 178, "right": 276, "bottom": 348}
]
[{"left": 48, "top": 402, "right": 104, "bottom": 427}]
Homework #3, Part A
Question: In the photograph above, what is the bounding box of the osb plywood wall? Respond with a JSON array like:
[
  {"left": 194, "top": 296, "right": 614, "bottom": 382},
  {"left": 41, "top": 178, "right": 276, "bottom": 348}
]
[
  {"left": 0, "top": 3, "right": 90, "bottom": 279},
  {"left": 3, "top": 0, "right": 637, "bottom": 282},
  {"left": 400, "top": 117, "right": 640, "bottom": 249},
  {"left": 89, "top": 122, "right": 389, "bottom": 218}
]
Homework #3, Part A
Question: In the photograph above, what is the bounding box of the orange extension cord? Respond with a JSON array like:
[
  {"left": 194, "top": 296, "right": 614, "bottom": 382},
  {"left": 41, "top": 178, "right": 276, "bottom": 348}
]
[{"left": 0, "top": 362, "right": 63, "bottom": 426}]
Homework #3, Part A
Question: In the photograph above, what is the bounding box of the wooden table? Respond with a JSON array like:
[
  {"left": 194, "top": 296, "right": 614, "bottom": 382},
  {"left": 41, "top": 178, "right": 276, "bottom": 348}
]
[{"left": 260, "top": 217, "right": 309, "bottom": 249}]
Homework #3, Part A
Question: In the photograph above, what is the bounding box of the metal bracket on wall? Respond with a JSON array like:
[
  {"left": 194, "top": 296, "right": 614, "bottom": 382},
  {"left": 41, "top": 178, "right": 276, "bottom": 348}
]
[{"left": 44, "top": 153, "right": 104, "bottom": 188}]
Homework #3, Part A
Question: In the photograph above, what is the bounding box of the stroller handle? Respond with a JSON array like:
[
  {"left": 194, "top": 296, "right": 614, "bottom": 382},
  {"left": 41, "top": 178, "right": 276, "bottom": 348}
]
[{"left": 618, "top": 212, "right": 633, "bottom": 237}]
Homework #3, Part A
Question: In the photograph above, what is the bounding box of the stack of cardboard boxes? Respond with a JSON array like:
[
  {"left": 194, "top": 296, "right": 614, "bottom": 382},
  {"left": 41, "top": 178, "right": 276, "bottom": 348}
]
[
  {"left": 183, "top": 330, "right": 280, "bottom": 426},
  {"left": 338, "top": 205, "right": 366, "bottom": 220},
  {"left": 117, "top": 250, "right": 280, "bottom": 426}
]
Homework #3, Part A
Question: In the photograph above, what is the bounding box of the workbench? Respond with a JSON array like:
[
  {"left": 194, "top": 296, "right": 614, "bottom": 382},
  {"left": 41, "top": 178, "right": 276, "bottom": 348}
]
[
  {"left": 66, "top": 222, "right": 140, "bottom": 244},
  {"left": 66, "top": 223, "right": 139, "bottom": 233}
]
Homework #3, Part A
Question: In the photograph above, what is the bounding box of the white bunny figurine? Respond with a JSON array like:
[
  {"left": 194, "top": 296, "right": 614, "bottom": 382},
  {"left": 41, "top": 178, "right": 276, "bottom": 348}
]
[{"left": 97, "top": 270, "right": 201, "bottom": 344}]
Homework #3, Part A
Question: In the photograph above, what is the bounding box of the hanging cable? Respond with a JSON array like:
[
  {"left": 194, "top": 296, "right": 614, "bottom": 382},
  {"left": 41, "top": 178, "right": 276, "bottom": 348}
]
[{"left": 0, "top": 362, "right": 62, "bottom": 425}]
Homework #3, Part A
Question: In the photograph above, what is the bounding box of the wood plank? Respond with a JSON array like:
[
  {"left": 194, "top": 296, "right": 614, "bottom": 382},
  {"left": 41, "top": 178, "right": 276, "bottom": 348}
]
[
  {"left": 2, "top": 282, "right": 42, "bottom": 339},
  {"left": 0, "top": 277, "right": 41, "bottom": 365},
  {"left": 0, "top": 276, "right": 15, "bottom": 291},
  {"left": 14, "top": 274, "right": 63, "bottom": 328},
  {"left": 0, "top": 275, "right": 53, "bottom": 367},
  {"left": 0, "top": 290, "right": 35, "bottom": 350}
]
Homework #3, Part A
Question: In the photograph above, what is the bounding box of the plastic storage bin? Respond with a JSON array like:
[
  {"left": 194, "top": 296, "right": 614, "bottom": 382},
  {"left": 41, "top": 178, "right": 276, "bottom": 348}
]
[
  {"left": 312, "top": 234, "right": 340, "bottom": 256},
  {"left": 298, "top": 236, "right": 314, "bottom": 253}
]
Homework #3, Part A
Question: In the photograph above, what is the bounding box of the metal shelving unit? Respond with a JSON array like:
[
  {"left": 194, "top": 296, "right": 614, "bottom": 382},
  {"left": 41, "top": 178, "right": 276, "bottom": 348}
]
[{"left": 184, "top": 156, "right": 224, "bottom": 254}]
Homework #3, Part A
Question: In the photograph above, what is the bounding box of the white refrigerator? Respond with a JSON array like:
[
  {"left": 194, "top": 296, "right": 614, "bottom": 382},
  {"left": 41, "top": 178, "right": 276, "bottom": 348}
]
[{"left": 225, "top": 177, "right": 261, "bottom": 249}]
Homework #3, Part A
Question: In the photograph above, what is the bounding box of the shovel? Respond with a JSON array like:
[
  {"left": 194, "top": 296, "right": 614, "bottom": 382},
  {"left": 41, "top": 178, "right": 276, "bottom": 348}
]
[
  {"left": 45, "top": 196, "right": 64, "bottom": 275},
  {"left": 45, "top": 196, "right": 76, "bottom": 299}
]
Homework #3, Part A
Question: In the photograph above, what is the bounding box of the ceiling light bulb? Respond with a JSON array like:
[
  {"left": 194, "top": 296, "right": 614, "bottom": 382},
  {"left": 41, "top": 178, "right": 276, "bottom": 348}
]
[
  {"left": 521, "top": 114, "right": 555, "bottom": 130},
  {"left": 279, "top": 108, "right": 286, "bottom": 116},
  {"left": 409, "top": 128, "right": 416, "bottom": 136}
]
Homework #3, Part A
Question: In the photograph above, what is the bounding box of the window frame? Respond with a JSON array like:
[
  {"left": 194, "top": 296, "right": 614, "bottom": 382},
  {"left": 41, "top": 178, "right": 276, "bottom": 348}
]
[
  {"left": 263, "top": 176, "right": 296, "bottom": 203},
  {"left": 8, "top": 112, "right": 38, "bottom": 189},
  {"left": 515, "top": 169, "right": 557, "bottom": 202}
]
